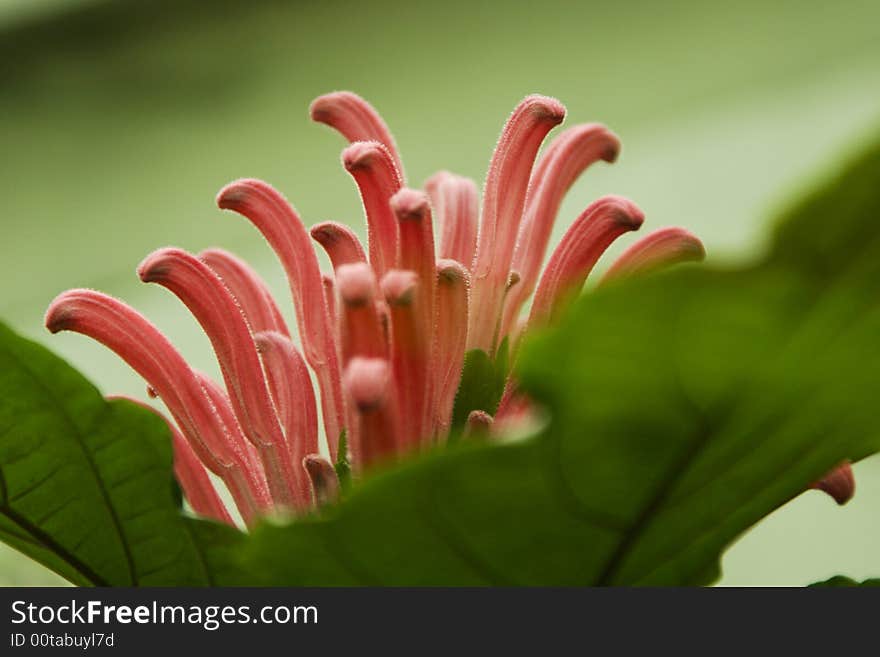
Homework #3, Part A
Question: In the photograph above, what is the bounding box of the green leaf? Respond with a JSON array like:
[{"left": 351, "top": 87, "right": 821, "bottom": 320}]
[
  {"left": 0, "top": 323, "right": 244, "bottom": 586},
  {"left": 809, "top": 576, "right": 880, "bottom": 587},
  {"left": 451, "top": 338, "right": 510, "bottom": 433},
  {"left": 238, "top": 136, "right": 880, "bottom": 585}
]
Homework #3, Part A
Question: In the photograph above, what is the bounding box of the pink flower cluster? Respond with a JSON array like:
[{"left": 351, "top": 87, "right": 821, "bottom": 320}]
[{"left": 46, "top": 91, "right": 735, "bottom": 525}]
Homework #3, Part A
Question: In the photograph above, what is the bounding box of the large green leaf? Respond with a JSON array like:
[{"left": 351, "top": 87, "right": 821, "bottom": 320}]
[
  {"left": 0, "top": 323, "right": 244, "bottom": 585},
  {"left": 238, "top": 138, "right": 880, "bottom": 585}
]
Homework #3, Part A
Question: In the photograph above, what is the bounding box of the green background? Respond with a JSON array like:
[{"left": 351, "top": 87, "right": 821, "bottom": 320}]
[{"left": 1, "top": 0, "right": 878, "bottom": 585}]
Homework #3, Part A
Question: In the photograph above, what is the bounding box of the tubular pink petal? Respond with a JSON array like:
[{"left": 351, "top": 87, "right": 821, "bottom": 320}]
[
  {"left": 46, "top": 289, "right": 233, "bottom": 471},
  {"left": 310, "top": 221, "right": 368, "bottom": 271},
  {"left": 433, "top": 259, "right": 470, "bottom": 439},
  {"left": 216, "top": 178, "right": 345, "bottom": 461},
  {"left": 322, "top": 273, "right": 338, "bottom": 330},
  {"left": 812, "top": 461, "right": 856, "bottom": 505},
  {"left": 381, "top": 269, "right": 429, "bottom": 447},
  {"left": 194, "top": 373, "right": 273, "bottom": 519},
  {"left": 502, "top": 124, "right": 621, "bottom": 337},
  {"left": 530, "top": 196, "right": 644, "bottom": 325},
  {"left": 303, "top": 454, "right": 340, "bottom": 508},
  {"left": 109, "top": 395, "right": 233, "bottom": 526},
  {"left": 344, "top": 357, "right": 400, "bottom": 469},
  {"left": 342, "top": 141, "right": 403, "bottom": 277},
  {"left": 255, "top": 331, "right": 319, "bottom": 507},
  {"left": 424, "top": 171, "right": 479, "bottom": 268},
  {"left": 464, "top": 410, "right": 494, "bottom": 439},
  {"left": 337, "top": 262, "right": 387, "bottom": 363},
  {"left": 45, "top": 289, "right": 268, "bottom": 524},
  {"left": 391, "top": 189, "right": 437, "bottom": 440},
  {"left": 138, "top": 247, "right": 300, "bottom": 509},
  {"left": 391, "top": 189, "right": 437, "bottom": 345},
  {"left": 469, "top": 95, "right": 566, "bottom": 353},
  {"left": 600, "top": 226, "right": 706, "bottom": 283},
  {"left": 199, "top": 247, "right": 290, "bottom": 338},
  {"left": 310, "top": 91, "right": 404, "bottom": 178}
]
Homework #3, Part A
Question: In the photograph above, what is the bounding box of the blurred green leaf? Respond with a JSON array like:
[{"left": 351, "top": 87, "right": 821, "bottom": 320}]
[
  {"left": 0, "top": 323, "right": 243, "bottom": 585},
  {"left": 239, "top": 136, "right": 880, "bottom": 585}
]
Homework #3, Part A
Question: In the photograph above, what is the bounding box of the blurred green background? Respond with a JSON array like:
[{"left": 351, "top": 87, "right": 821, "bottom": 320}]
[{"left": 1, "top": 0, "right": 879, "bottom": 586}]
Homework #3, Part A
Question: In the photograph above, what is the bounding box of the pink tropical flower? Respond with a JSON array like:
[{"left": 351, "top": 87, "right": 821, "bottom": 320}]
[{"left": 49, "top": 90, "right": 835, "bottom": 528}]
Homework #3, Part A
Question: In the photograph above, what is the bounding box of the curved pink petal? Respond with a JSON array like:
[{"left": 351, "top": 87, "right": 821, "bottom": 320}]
[
  {"left": 425, "top": 171, "right": 478, "bottom": 268},
  {"left": 469, "top": 95, "right": 566, "bottom": 353},
  {"left": 45, "top": 289, "right": 268, "bottom": 523},
  {"left": 600, "top": 226, "right": 705, "bottom": 283},
  {"left": 138, "top": 247, "right": 300, "bottom": 509},
  {"left": 502, "top": 124, "right": 621, "bottom": 338},
  {"left": 342, "top": 141, "right": 403, "bottom": 278},
  {"left": 199, "top": 247, "right": 290, "bottom": 338},
  {"left": 310, "top": 91, "right": 405, "bottom": 179},
  {"left": 254, "top": 331, "right": 319, "bottom": 507},
  {"left": 194, "top": 372, "right": 273, "bottom": 520},
  {"left": 530, "top": 196, "right": 644, "bottom": 326},
  {"left": 46, "top": 289, "right": 233, "bottom": 471},
  {"left": 310, "top": 221, "right": 367, "bottom": 271},
  {"left": 216, "top": 178, "right": 345, "bottom": 461}
]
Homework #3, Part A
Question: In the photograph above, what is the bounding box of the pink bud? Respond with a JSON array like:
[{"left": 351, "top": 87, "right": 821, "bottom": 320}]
[
  {"left": 381, "top": 269, "right": 428, "bottom": 446},
  {"left": 311, "top": 91, "right": 405, "bottom": 178},
  {"left": 464, "top": 410, "right": 494, "bottom": 438},
  {"left": 601, "top": 226, "right": 705, "bottom": 283},
  {"left": 343, "top": 141, "right": 404, "bottom": 278},
  {"left": 310, "top": 221, "right": 367, "bottom": 271},
  {"left": 337, "top": 262, "right": 387, "bottom": 363},
  {"left": 344, "top": 357, "right": 401, "bottom": 468}
]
